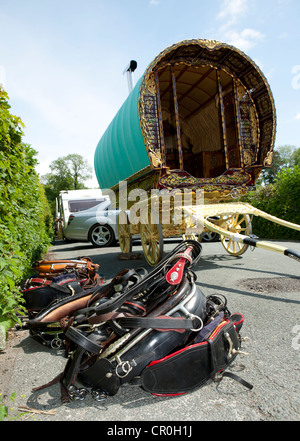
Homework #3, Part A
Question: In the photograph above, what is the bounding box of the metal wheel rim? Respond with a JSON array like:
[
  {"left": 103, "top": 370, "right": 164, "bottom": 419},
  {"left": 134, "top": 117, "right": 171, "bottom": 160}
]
[
  {"left": 220, "top": 214, "right": 252, "bottom": 256},
  {"left": 91, "top": 225, "right": 112, "bottom": 246},
  {"left": 201, "top": 232, "right": 218, "bottom": 242}
]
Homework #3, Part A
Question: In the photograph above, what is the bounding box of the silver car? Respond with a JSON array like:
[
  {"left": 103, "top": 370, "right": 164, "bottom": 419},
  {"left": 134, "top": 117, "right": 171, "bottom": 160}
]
[{"left": 63, "top": 198, "right": 121, "bottom": 247}]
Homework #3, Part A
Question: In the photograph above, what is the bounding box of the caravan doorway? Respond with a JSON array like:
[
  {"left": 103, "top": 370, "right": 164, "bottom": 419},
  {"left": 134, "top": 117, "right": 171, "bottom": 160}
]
[{"left": 153, "top": 62, "right": 259, "bottom": 179}]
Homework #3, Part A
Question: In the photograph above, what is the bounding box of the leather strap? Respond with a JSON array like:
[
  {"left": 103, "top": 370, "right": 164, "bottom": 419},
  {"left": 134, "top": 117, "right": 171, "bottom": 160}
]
[
  {"left": 73, "top": 268, "right": 143, "bottom": 320},
  {"left": 118, "top": 316, "right": 199, "bottom": 332},
  {"left": 28, "top": 278, "right": 52, "bottom": 285},
  {"left": 91, "top": 241, "right": 202, "bottom": 316},
  {"left": 65, "top": 327, "right": 102, "bottom": 354},
  {"left": 221, "top": 372, "right": 253, "bottom": 390}
]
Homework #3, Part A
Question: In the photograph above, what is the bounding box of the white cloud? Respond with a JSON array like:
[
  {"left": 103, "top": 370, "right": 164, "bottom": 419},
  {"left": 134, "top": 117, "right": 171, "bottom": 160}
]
[
  {"left": 222, "top": 28, "right": 264, "bottom": 51},
  {"left": 216, "top": 1, "right": 264, "bottom": 51},
  {"left": 217, "top": 0, "right": 248, "bottom": 28},
  {"left": 296, "top": 113, "right": 300, "bottom": 120}
]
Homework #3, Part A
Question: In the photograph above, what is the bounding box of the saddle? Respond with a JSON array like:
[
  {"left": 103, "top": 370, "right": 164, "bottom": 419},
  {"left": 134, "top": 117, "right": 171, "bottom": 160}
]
[
  {"left": 21, "top": 256, "right": 104, "bottom": 333},
  {"left": 32, "top": 256, "right": 100, "bottom": 281},
  {"left": 27, "top": 266, "right": 146, "bottom": 348},
  {"left": 31, "top": 240, "right": 252, "bottom": 402}
]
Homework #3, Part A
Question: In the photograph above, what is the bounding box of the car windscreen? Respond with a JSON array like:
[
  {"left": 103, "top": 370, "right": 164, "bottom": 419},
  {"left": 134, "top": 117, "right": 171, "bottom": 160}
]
[{"left": 68, "top": 198, "right": 107, "bottom": 213}]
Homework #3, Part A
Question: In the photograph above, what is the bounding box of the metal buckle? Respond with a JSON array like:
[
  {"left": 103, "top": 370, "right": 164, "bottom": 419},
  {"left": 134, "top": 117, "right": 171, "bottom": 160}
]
[
  {"left": 189, "top": 314, "right": 203, "bottom": 332},
  {"left": 224, "top": 332, "right": 234, "bottom": 360},
  {"left": 50, "top": 337, "right": 63, "bottom": 349},
  {"left": 224, "top": 332, "right": 250, "bottom": 360},
  {"left": 116, "top": 360, "right": 132, "bottom": 378},
  {"left": 179, "top": 304, "right": 203, "bottom": 332}
]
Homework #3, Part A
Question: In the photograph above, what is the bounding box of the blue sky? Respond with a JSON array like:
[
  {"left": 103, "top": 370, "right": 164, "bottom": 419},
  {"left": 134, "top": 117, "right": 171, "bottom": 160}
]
[{"left": 0, "top": 0, "right": 299, "bottom": 187}]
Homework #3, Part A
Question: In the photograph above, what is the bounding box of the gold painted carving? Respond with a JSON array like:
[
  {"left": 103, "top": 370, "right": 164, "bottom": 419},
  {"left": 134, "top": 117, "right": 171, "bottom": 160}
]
[
  {"left": 149, "top": 150, "right": 162, "bottom": 167},
  {"left": 264, "top": 151, "right": 273, "bottom": 167},
  {"left": 146, "top": 74, "right": 156, "bottom": 95}
]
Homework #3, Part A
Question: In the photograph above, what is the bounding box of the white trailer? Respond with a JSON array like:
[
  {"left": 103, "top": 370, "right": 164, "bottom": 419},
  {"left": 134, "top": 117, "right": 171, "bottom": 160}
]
[{"left": 56, "top": 189, "right": 108, "bottom": 233}]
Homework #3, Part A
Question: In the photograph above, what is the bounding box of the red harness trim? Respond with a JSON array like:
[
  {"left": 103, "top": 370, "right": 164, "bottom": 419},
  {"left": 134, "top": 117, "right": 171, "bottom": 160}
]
[{"left": 165, "top": 247, "right": 193, "bottom": 285}]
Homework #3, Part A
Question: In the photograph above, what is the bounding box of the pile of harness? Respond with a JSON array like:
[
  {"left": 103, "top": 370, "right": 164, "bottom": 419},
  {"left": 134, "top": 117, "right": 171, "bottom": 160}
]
[
  {"left": 21, "top": 256, "right": 104, "bottom": 348},
  {"left": 27, "top": 240, "right": 252, "bottom": 403}
]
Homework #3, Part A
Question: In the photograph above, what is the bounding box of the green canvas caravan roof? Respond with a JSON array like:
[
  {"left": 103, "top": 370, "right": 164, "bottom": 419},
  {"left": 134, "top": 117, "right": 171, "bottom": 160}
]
[
  {"left": 94, "top": 39, "right": 276, "bottom": 199},
  {"left": 94, "top": 76, "right": 150, "bottom": 191}
]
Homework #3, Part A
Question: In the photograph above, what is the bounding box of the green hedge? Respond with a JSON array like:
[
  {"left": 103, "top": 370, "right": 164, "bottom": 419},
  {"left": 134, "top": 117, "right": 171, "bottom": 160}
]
[
  {"left": 0, "top": 88, "right": 52, "bottom": 335},
  {"left": 243, "top": 166, "right": 300, "bottom": 240}
]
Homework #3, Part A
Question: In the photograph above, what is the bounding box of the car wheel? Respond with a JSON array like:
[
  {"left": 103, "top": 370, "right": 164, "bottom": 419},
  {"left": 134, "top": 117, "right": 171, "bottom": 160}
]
[
  {"left": 201, "top": 232, "right": 219, "bottom": 242},
  {"left": 88, "top": 224, "right": 115, "bottom": 247}
]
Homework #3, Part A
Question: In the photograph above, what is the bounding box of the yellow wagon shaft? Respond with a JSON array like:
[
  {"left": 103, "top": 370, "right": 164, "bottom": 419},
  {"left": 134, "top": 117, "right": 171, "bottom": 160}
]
[
  {"left": 121, "top": 196, "right": 300, "bottom": 265},
  {"left": 183, "top": 202, "right": 300, "bottom": 261}
]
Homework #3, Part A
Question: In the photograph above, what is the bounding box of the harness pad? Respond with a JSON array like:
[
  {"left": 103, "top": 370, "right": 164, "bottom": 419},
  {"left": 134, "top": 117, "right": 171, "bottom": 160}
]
[{"left": 141, "top": 319, "right": 241, "bottom": 395}]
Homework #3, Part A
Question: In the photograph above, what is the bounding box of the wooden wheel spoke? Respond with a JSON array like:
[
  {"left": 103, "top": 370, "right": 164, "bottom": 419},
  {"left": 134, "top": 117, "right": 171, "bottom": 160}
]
[
  {"left": 117, "top": 211, "right": 132, "bottom": 254},
  {"left": 232, "top": 241, "right": 236, "bottom": 254},
  {"left": 140, "top": 209, "right": 163, "bottom": 266},
  {"left": 236, "top": 216, "right": 246, "bottom": 227},
  {"left": 220, "top": 214, "right": 252, "bottom": 256},
  {"left": 150, "top": 240, "right": 159, "bottom": 259}
]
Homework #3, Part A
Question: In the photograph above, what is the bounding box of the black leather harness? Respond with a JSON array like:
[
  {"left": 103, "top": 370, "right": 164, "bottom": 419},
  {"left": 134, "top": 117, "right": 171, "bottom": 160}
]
[{"left": 31, "top": 240, "right": 252, "bottom": 403}]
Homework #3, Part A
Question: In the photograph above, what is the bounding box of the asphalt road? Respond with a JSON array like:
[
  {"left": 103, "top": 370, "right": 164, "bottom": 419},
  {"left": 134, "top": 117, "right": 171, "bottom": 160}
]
[{"left": 3, "top": 238, "right": 300, "bottom": 422}]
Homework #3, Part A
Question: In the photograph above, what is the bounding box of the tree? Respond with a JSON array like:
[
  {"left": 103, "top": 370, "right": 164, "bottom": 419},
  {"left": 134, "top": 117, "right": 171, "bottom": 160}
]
[
  {"left": 244, "top": 166, "right": 300, "bottom": 240},
  {"left": 64, "top": 154, "right": 93, "bottom": 190},
  {"left": 259, "top": 150, "right": 284, "bottom": 185},
  {"left": 42, "top": 153, "right": 93, "bottom": 212},
  {"left": 259, "top": 145, "right": 299, "bottom": 185},
  {"left": 292, "top": 148, "right": 300, "bottom": 167},
  {"left": 277, "top": 145, "right": 299, "bottom": 168},
  {"left": 42, "top": 158, "right": 73, "bottom": 202}
]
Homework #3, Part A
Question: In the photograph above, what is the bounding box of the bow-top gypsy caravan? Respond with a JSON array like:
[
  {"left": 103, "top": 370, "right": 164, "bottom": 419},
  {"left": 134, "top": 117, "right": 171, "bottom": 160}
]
[{"left": 94, "top": 39, "right": 300, "bottom": 266}]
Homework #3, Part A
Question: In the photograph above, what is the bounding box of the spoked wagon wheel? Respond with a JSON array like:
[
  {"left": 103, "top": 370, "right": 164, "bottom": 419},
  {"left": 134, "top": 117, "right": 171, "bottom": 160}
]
[
  {"left": 117, "top": 211, "right": 132, "bottom": 254},
  {"left": 140, "top": 208, "right": 163, "bottom": 266},
  {"left": 219, "top": 213, "right": 252, "bottom": 256}
]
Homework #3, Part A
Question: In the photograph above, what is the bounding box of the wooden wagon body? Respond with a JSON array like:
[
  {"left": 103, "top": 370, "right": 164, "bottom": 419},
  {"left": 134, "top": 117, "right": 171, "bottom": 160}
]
[{"left": 94, "top": 39, "right": 300, "bottom": 265}]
